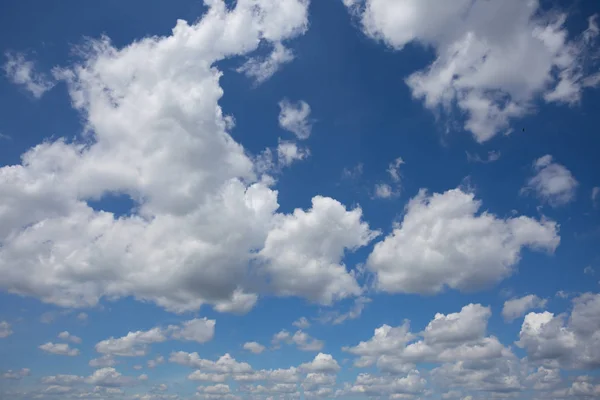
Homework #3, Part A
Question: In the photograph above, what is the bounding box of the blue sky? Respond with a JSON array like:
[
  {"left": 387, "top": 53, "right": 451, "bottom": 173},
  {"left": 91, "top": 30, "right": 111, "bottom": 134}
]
[{"left": 1, "top": 0, "right": 600, "bottom": 399}]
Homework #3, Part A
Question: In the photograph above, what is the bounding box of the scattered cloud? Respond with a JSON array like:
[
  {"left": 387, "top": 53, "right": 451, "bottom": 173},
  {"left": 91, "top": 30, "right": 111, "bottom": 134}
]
[
  {"left": 466, "top": 151, "right": 501, "bottom": 164},
  {"left": 243, "top": 342, "right": 266, "bottom": 354},
  {"left": 0, "top": 321, "right": 13, "bottom": 338},
  {"left": 523, "top": 155, "right": 578, "bottom": 207},
  {"left": 278, "top": 99, "right": 312, "bottom": 140},
  {"left": 89, "top": 355, "right": 117, "bottom": 368},
  {"left": 58, "top": 331, "right": 82, "bottom": 344},
  {"left": 368, "top": 188, "right": 559, "bottom": 294},
  {"left": 292, "top": 317, "right": 310, "bottom": 329},
  {"left": 3, "top": 52, "right": 55, "bottom": 98},
  {"left": 502, "top": 295, "right": 548, "bottom": 322},
  {"left": 39, "top": 342, "right": 80, "bottom": 356},
  {"left": 277, "top": 140, "right": 310, "bottom": 166},
  {"left": 2, "top": 368, "right": 30, "bottom": 380},
  {"left": 238, "top": 42, "right": 296, "bottom": 85},
  {"left": 271, "top": 330, "right": 324, "bottom": 352}
]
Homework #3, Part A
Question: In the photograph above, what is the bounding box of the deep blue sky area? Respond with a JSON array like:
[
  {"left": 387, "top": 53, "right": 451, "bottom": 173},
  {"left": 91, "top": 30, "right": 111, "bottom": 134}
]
[{"left": 1, "top": 1, "right": 600, "bottom": 400}]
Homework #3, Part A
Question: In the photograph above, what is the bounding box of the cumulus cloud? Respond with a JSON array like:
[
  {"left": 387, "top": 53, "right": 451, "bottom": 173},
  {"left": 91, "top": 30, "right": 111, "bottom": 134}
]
[
  {"left": 0, "top": 321, "right": 13, "bottom": 338},
  {"left": 89, "top": 354, "right": 117, "bottom": 368},
  {"left": 58, "top": 331, "right": 82, "bottom": 344},
  {"left": 3, "top": 52, "right": 55, "bottom": 98},
  {"left": 318, "top": 296, "right": 371, "bottom": 325},
  {"left": 277, "top": 140, "right": 310, "bottom": 166},
  {"left": 39, "top": 342, "right": 80, "bottom": 356},
  {"left": 502, "top": 295, "right": 548, "bottom": 322},
  {"left": 2, "top": 368, "right": 30, "bottom": 380},
  {"left": 86, "top": 367, "right": 136, "bottom": 387},
  {"left": 298, "top": 353, "right": 341, "bottom": 374},
  {"left": 243, "top": 342, "right": 266, "bottom": 354},
  {"left": 278, "top": 99, "right": 312, "bottom": 140},
  {"left": 345, "top": 1, "right": 600, "bottom": 142},
  {"left": 524, "top": 155, "right": 578, "bottom": 207},
  {"left": 516, "top": 293, "right": 600, "bottom": 369},
  {"left": 271, "top": 329, "right": 324, "bottom": 352},
  {"left": 292, "top": 317, "right": 310, "bottom": 329},
  {"left": 258, "top": 196, "right": 379, "bottom": 304},
  {"left": 147, "top": 356, "right": 165, "bottom": 369},
  {"left": 0, "top": 0, "right": 363, "bottom": 316},
  {"left": 374, "top": 183, "right": 394, "bottom": 199},
  {"left": 367, "top": 188, "right": 559, "bottom": 295},
  {"left": 374, "top": 158, "right": 405, "bottom": 199},
  {"left": 238, "top": 42, "right": 295, "bottom": 84}
]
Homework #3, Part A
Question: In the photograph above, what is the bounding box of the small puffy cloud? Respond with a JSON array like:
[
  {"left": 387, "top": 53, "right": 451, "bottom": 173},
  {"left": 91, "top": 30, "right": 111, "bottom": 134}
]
[
  {"left": 272, "top": 330, "right": 324, "bottom": 352},
  {"left": 58, "top": 331, "right": 82, "bottom": 344},
  {"left": 584, "top": 266, "right": 595, "bottom": 275},
  {"left": 148, "top": 356, "right": 165, "bottom": 369},
  {"left": 95, "top": 318, "right": 215, "bottom": 357},
  {"left": 368, "top": 188, "right": 559, "bottom": 295},
  {"left": 41, "top": 374, "right": 84, "bottom": 385},
  {"left": 138, "top": 374, "right": 149, "bottom": 381},
  {"left": 238, "top": 42, "right": 295, "bottom": 85},
  {"left": 39, "top": 342, "right": 80, "bottom": 356},
  {"left": 95, "top": 327, "right": 167, "bottom": 357},
  {"left": 387, "top": 157, "right": 404, "bottom": 183},
  {"left": 277, "top": 140, "right": 310, "bottom": 166},
  {"left": 278, "top": 99, "right": 312, "bottom": 140},
  {"left": 3, "top": 52, "right": 55, "bottom": 98},
  {"left": 502, "top": 295, "right": 548, "bottom": 322},
  {"left": 292, "top": 317, "right": 310, "bottom": 329},
  {"left": 89, "top": 355, "right": 117, "bottom": 368},
  {"left": 77, "top": 312, "right": 88, "bottom": 321},
  {"left": 243, "top": 342, "right": 266, "bottom": 354},
  {"left": 299, "top": 353, "right": 341, "bottom": 374},
  {"left": 374, "top": 183, "right": 394, "bottom": 199},
  {"left": 86, "top": 367, "right": 136, "bottom": 387},
  {"left": 168, "top": 318, "right": 216, "bottom": 344},
  {"left": 0, "top": 321, "right": 13, "bottom": 338},
  {"left": 2, "top": 368, "right": 30, "bottom": 380},
  {"left": 524, "top": 155, "right": 578, "bottom": 207}
]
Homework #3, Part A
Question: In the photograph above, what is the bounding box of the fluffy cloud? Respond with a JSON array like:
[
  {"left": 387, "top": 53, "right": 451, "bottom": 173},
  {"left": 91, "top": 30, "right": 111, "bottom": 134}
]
[
  {"left": 95, "top": 327, "right": 167, "bottom": 357},
  {"left": 367, "top": 188, "right": 559, "bottom": 294},
  {"left": 277, "top": 140, "right": 310, "bottom": 166},
  {"left": 2, "top": 368, "right": 30, "bottom": 380},
  {"left": 278, "top": 99, "right": 312, "bottom": 140},
  {"left": 516, "top": 293, "right": 600, "bottom": 369},
  {"left": 502, "top": 295, "right": 548, "bottom": 322},
  {"left": 89, "top": 355, "right": 117, "bottom": 368},
  {"left": 243, "top": 342, "right": 266, "bottom": 354},
  {"left": 39, "top": 342, "right": 80, "bottom": 356},
  {"left": 168, "top": 318, "right": 216, "bottom": 344},
  {"left": 292, "top": 317, "right": 310, "bottom": 329},
  {"left": 318, "top": 296, "right": 371, "bottom": 325},
  {"left": 524, "top": 155, "right": 579, "bottom": 207},
  {"left": 58, "top": 331, "right": 82, "bottom": 344},
  {"left": 271, "top": 329, "right": 324, "bottom": 351},
  {"left": 298, "top": 353, "right": 341, "bottom": 374},
  {"left": 86, "top": 367, "right": 136, "bottom": 387},
  {"left": 237, "top": 42, "right": 295, "bottom": 84},
  {"left": 0, "top": 321, "right": 12, "bottom": 338},
  {"left": 3, "top": 52, "right": 55, "bottom": 98},
  {"left": 0, "top": 0, "right": 371, "bottom": 316},
  {"left": 259, "top": 196, "right": 378, "bottom": 304},
  {"left": 344, "top": 371, "right": 427, "bottom": 397},
  {"left": 374, "top": 183, "right": 394, "bottom": 199},
  {"left": 345, "top": 1, "right": 600, "bottom": 141},
  {"left": 147, "top": 356, "right": 165, "bottom": 369}
]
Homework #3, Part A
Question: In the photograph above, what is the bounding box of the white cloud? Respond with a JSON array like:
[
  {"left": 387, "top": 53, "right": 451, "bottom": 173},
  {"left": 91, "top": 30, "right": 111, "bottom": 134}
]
[
  {"left": 298, "top": 353, "right": 341, "bottom": 374},
  {"left": 502, "top": 295, "right": 548, "bottom": 322},
  {"left": 277, "top": 140, "right": 310, "bottom": 166},
  {"left": 3, "top": 52, "right": 55, "bottom": 98},
  {"left": 319, "top": 296, "right": 371, "bottom": 325},
  {"left": 39, "top": 342, "right": 80, "bottom": 356},
  {"left": 344, "top": 371, "right": 427, "bottom": 397},
  {"left": 524, "top": 155, "right": 578, "bottom": 207},
  {"left": 147, "top": 356, "right": 165, "bottom": 369},
  {"left": 58, "top": 331, "right": 82, "bottom": 344},
  {"left": 89, "top": 355, "right": 117, "bottom": 368},
  {"left": 168, "top": 318, "right": 216, "bottom": 344},
  {"left": 86, "top": 367, "right": 136, "bottom": 387},
  {"left": 367, "top": 188, "right": 559, "bottom": 295},
  {"left": 466, "top": 151, "right": 501, "bottom": 164},
  {"left": 292, "top": 317, "right": 310, "bottom": 329},
  {"left": 345, "top": 1, "right": 600, "bottom": 142},
  {"left": 0, "top": 0, "right": 351, "bottom": 316},
  {"left": 77, "top": 312, "right": 88, "bottom": 321},
  {"left": 243, "top": 342, "right": 266, "bottom": 354},
  {"left": 387, "top": 157, "right": 404, "bottom": 183},
  {"left": 516, "top": 293, "right": 600, "bottom": 369},
  {"left": 138, "top": 374, "right": 148, "bottom": 381},
  {"left": 41, "top": 374, "right": 84, "bottom": 385},
  {"left": 258, "top": 196, "right": 378, "bottom": 304},
  {"left": 271, "top": 329, "right": 324, "bottom": 352},
  {"left": 278, "top": 99, "right": 312, "bottom": 140},
  {"left": 0, "top": 321, "right": 13, "bottom": 338},
  {"left": 238, "top": 42, "right": 295, "bottom": 84},
  {"left": 2, "top": 368, "right": 30, "bottom": 380},
  {"left": 584, "top": 266, "right": 595, "bottom": 275},
  {"left": 374, "top": 183, "right": 394, "bottom": 199},
  {"left": 96, "top": 327, "right": 167, "bottom": 357}
]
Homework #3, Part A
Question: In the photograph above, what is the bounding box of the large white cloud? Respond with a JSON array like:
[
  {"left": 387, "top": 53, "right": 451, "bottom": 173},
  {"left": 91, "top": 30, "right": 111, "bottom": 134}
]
[
  {"left": 345, "top": 0, "right": 600, "bottom": 142},
  {"left": 502, "top": 295, "right": 548, "bottom": 322},
  {"left": 367, "top": 188, "right": 559, "bottom": 294},
  {"left": 0, "top": 0, "right": 377, "bottom": 315}
]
